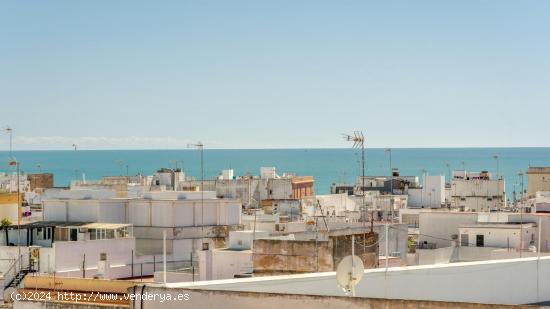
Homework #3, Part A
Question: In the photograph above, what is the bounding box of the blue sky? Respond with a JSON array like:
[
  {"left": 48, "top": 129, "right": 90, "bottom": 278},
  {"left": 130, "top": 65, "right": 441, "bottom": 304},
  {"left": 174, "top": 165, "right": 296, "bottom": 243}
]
[{"left": 1, "top": 1, "right": 549, "bottom": 150}]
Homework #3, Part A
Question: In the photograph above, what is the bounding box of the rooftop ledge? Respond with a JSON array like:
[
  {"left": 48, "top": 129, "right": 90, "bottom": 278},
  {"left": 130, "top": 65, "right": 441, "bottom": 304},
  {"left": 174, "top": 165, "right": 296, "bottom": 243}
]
[{"left": 154, "top": 255, "right": 550, "bottom": 290}]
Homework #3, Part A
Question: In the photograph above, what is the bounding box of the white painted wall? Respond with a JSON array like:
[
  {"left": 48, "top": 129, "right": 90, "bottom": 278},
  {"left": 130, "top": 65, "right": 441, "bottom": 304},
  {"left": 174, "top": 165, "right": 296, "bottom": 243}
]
[
  {"left": 408, "top": 176, "right": 444, "bottom": 208},
  {"left": 160, "top": 256, "right": 550, "bottom": 305},
  {"left": 451, "top": 178, "right": 506, "bottom": 211},
  {"left": 198, "top": 249, "right": 252, "bottom": 281},
  {"left": 419, "top": 212, "right": 478, "bottom": 248},
  {"left": 228, "top": 231, "right": 268, "bottom": 250},
  {"left": 43, "top": 188, "right": 117, "bottom": 200},
  {"left": 44, "top": 198, "right": 241, "bottom": 227},
  {"left": 459, "top": 225, "right": 537, "bottom": 250},
  {"left": 143, "top": 191, "right": 217, "bottom": 200},
  {"left": 43, "top": 199, "right": 127, "bottom": 223},
  {"left": 50, "top": 237, "right": 143, "bottom": 279}
]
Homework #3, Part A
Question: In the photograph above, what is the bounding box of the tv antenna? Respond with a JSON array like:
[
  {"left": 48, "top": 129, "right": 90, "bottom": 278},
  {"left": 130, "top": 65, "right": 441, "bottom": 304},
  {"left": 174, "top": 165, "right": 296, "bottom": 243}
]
[{"left": 343, "top": 131, "right": 371, "bottom": 231}]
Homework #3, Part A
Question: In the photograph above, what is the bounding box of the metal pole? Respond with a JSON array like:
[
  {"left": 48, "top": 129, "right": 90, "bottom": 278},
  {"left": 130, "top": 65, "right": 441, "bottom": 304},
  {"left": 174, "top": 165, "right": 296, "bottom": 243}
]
[
  {"left": 5, "top": 127, "right": 13, "bottom": 158},
  {"left": 351, "top": 234, "right": 355, "bottom": 257},
  {"left": 351, "top": 234, "right": 355, "bottom": 297},
  {"left": 189, "top": 142, "right": 205, "bottom": 240},
  {"left": 385, "top": 223, "right": 389, "bottom": 271},
  {"left": 82, "top": 254, "right": 86, "bottom": 278},
  {"left": 201, "top": 144, "right": 204, "bottom": 228},
  {"left": 519, "top": 172, "right": 524, "bottom": 258},
  {"left": 9, "top": 128, "right": 13, "bottom": 158},
  {"left": 191, "top": 252, "right": 194, "bottom": 282},
  {"left": 163, "top": 230, "right": 167, "bottom": 284},
  {"left": 538, "top": 217, "right": 542, "bottom": 259},
  {"left": 17, "top": 162, "right": 21, "bottom": 269},
  {"left": 389, "top": 149, "right": 393, "bottom": 223},
  {"left": 361, "top": 139, "right": 366, "bottom": 229}
]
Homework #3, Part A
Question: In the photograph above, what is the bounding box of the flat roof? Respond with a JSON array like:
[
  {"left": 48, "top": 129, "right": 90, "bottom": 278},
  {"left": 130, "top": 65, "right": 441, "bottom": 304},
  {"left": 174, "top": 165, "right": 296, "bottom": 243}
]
[
  {"left": 82, "top": 223, "right": 132, "bottom": 229},
  {"left": 459, "top": 222, "right": 536, "bottom": 229},
  {"left": 22, "top": 221, "right": 91, "bottom": 228},
  {"left": 9, "top": 221, "right": 131, "bottom": 229},
  {"left": 159, "top": 255, "right": 550, "bottom": 291}
]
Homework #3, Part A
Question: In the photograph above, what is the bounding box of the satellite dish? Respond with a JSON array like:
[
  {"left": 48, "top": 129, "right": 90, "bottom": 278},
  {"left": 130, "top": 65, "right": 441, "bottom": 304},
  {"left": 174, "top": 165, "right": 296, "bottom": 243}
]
[{"left": 336, "top": 255, "right": 364, "bottom": 296}]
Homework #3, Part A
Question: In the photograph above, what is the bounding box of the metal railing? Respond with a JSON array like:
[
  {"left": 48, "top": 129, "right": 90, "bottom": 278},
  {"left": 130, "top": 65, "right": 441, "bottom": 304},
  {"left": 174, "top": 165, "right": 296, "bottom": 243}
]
[{"left": 2, "top": 253, "right": 30, "bottom": 288}]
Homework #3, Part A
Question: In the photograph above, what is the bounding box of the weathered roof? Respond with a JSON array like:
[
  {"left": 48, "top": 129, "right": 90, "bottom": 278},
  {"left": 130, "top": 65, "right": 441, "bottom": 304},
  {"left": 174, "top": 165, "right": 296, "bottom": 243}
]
[
  {"left": 82, "top": 223, "right": 131, "bottom": 229},
  {"left": 5, "top": 221, "right": 130, "bottom": 229},
  {"left": 18, "top": 221, "right": 91, "bottom": 228}
]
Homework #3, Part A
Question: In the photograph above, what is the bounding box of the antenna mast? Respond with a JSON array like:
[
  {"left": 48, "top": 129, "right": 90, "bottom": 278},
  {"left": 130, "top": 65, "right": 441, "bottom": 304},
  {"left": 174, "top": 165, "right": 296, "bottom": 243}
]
[{"left": 343, "top": 131, "right": 371, "bottom": 232}]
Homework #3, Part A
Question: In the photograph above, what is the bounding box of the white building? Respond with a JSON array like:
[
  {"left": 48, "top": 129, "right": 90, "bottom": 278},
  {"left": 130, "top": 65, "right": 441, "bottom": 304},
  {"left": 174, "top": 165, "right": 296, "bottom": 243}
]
[
  {"left": 418, "top": 211, "right": 550, "bottom": 252},
  {"left": 181, "top": 167, "right": 314, "bottom": 209},
  {"left": 408, "top": 175, "right": 445, "bottom": 208},
  {"left": 534, "top": 191, "right": 550, "bottom": 213},
  {"left": 303, "top": 193, "right": 359, "bottom": 218},
  {"left": 150, "top": 168, "right": 185, "bottom": 191},
  {"left": 355, "top": 173, "right": 420, "bottom": 195},
  {"left": 0, "top": 172, "right": 31, "bottom": 193},
  {"left": 42, "top": 191, "right": 242, "bottom": 261},
  {"left": 450, "top": 170, "right": 506, "bottom": 211},
  {"left": 458, "top": 222, "right": 537, "bottom": 250},
  {"left": 0, "top": 221, "right": 148, "bottom": 294},
  {"left": 418, "top": 211, "right": 479, "bottom": 249}
]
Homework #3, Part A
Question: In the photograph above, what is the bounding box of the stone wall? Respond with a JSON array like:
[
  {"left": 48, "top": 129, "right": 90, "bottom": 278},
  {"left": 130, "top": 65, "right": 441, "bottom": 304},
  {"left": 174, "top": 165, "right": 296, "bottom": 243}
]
[{"left": 253, "top": 232, "right": 378, "bottom": 274}]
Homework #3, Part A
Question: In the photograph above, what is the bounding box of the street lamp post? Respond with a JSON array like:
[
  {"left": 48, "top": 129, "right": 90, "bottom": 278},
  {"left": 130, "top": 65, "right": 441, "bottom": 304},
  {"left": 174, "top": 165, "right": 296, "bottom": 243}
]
[
  {"left": 492, "top": 155, "right": 500, "bottom": 180},
  {"left": 6, "top": 127, "right": 21, "bottom": 268},
  {"left": 188, "top": 142, "right": 205, "bottom": 245},
  {"left": 5, "top": 127, "right": 13, "bottom": 158},
  {"left": 385, "top": 148, "right": 393, "bottom": 223},
  {"left": 446, "top": 163, "right": 451, "bottom": 185},
  {"left": 115, "top": 160, "right": 124, "bottom": 176},
  {"left": 518, "top": 171, "right": 525, "bottom": 257}
]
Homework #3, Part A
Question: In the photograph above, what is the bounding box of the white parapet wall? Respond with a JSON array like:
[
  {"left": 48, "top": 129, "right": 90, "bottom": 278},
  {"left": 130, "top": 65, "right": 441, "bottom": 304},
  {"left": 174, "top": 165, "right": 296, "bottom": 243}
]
[{"left": 148, "top": 256, "right": 550, "bottom": 306}]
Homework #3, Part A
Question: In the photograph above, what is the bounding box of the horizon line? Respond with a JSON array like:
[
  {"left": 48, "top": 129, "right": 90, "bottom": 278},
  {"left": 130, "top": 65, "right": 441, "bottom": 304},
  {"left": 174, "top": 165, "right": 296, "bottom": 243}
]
[{"left": 2, "top": 146, "right": 550, "bottom": 152}]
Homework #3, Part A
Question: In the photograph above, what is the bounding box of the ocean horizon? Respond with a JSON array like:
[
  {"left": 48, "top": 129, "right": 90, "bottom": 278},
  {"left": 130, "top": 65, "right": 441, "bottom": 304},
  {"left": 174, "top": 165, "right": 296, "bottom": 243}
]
[{"left": 2, "top": 147, "right": 550, "bottom": 199}]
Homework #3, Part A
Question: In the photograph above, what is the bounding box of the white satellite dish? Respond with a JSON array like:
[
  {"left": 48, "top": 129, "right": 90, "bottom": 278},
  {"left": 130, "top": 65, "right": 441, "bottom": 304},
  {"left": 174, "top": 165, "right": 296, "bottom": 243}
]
[{"left": 336, "top": 255, "right": 364, "bottom": 296}]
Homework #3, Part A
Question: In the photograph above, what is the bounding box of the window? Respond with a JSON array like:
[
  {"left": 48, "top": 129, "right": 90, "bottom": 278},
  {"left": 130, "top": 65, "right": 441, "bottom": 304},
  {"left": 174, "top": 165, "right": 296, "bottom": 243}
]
[
  {"left": 202, "top": 242, "right": 209, "bottom": 250},
  {"left": 460, "top": 234, "right": 469, "bottom": 247},
  {"left": 476, "top": 234, "right": 484, "bottom": 247},
  {"left": 37, "top": 228, "right": 44, "bottom": 240},
  {"left": 70, "top": 228, "right": 78, "bottom": 241},
  {"left": 90, "top": 230, "right": 97, "bottom": 240},
  {"left": 106, "top": 229, "right": 114, "bottom": 239},
  {"left": 98, "top": 229, "right": 106, "bottom": 239},
  {"left": 55, "top": 228, "right": 68, "bottom": 241}
]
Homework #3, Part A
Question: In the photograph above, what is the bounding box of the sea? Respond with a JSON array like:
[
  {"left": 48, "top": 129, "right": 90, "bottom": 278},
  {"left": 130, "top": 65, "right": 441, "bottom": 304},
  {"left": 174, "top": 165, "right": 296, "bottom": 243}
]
[{"left": 1, "top": 148, "right": 550, "bottom": 199}]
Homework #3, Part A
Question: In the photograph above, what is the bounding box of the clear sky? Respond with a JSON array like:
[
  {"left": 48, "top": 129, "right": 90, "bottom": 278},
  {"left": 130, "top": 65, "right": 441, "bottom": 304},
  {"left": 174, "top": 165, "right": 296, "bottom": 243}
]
[{"left": 1, "top": 1, "right": 549, "bottom": 150}]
